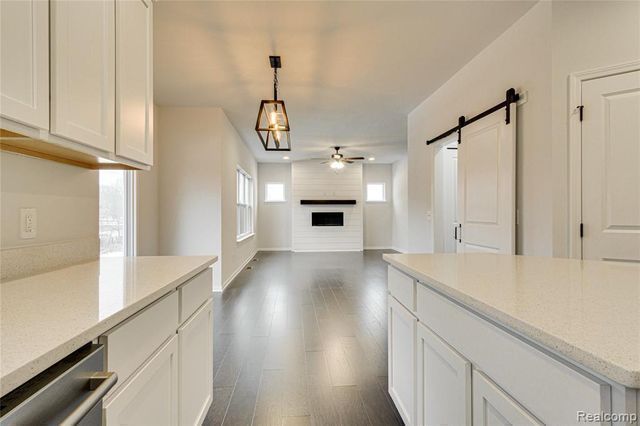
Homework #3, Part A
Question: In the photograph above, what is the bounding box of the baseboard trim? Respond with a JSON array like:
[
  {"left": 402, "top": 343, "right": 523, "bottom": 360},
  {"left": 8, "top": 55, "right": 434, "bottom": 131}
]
[
  {"left": 391, "top": 246, "right": 407, "bottom": 253},
  {"left": 221, "top": 249, "right": 258, "bottom": 292},
  {"left": 364, "top": 246, "right": 393, "bottom": 250},
  {"left": 291, "top": 249, "right": 363, "bottom": 253},
  {"left": 258, "top": 248, "right": 292, "bottom": 252}
]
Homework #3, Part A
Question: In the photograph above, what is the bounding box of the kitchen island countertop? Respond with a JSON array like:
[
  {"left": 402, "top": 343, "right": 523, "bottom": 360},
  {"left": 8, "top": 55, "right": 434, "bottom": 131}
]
[
  {"left": 0, "top": 255, "right": 217, "bottom": 397},
  {"left": 383, "top": 253, "right": 640, "bottom": 388}
]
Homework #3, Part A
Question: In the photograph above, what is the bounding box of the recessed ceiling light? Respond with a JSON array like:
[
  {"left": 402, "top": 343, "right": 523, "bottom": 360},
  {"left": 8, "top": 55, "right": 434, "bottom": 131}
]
[
  {"left": 283, "top": 156, "right": 290, "bottom": 160},
  {"left": 368, "top": 157, "right": 375, "bottom": 161}
]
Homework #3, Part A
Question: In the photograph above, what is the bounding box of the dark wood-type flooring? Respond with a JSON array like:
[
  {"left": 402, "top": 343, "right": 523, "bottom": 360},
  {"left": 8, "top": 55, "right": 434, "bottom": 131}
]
[{"left": 204, "top": 250, "right": 403, "bottom": 426}]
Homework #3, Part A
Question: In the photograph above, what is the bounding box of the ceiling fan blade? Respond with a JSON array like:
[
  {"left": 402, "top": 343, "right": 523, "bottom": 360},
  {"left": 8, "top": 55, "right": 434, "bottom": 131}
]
[
  {"left": 320, "top": 160, "right": 330, "bottom": 164},
  {"left": 345, "top": 160, "right": 354, "bottom": 164},
  {"left": 344, "top": 157, "right": 365, "bottom": 161}
]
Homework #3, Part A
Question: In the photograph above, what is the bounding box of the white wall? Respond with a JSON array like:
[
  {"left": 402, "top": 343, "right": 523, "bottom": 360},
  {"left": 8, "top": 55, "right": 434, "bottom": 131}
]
[
  {"left": 392, "top": 157, "right": 408, "bottom": 253},
  {"left": 291, "top": 160, "right": 363, "bottom": 252},
  {"left": 258, "top": 163, "right": 291, "bottom": 250},
  {"left": 0, "top": 152, "right": 99, "bottom": 279},
  {"left": 405, "top": 0, "right": 640, "bottom": 257},
  {"left": 220, "top": 111, "right": 258, "bottom": 289},
  {"left": 363, "top": 163, "right": 392, "bottom": 249},
  {"left": 156, "top": 107, "right": 223, "bottom": 288},
  {"left": 154, "top": 106, "right": 257, "bottom": 290}
]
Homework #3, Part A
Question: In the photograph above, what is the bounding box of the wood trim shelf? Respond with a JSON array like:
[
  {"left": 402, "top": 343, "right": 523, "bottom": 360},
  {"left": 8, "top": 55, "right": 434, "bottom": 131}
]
[
  {"left": 300, "top": 200, "right": 357, "bottom": 205},
  {"left": 0, "top": 128, "right": 139, "bottom": 170}
]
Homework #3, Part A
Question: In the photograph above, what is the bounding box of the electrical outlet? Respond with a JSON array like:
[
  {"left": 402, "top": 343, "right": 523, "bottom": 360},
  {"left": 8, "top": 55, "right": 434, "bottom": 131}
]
[{"left": 20, "top": 208, "right": 37, "bottom": 239}]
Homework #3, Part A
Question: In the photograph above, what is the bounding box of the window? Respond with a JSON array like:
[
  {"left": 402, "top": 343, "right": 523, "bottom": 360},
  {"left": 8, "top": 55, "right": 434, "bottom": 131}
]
[
  {"left": 264, "top": 182, "right": 285, "bottom": 202},
  {"left": 237, "top": 168, "right": 254, "bottom": 241},
  {"left": 366, "top": 182, "right": 386, "bottom": 202},
  {"left": 99, "top": 170, "right": 136, "bottom": 256}
]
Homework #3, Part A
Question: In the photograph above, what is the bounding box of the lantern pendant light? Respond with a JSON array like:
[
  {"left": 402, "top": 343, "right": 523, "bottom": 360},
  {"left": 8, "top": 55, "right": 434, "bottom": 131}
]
[{"left": 255, "top": 56, "right": 291, "bottom": 151}]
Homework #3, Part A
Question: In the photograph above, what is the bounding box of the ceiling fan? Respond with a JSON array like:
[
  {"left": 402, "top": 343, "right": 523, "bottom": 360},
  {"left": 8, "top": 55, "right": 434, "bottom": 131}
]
[{"left": 321, "top": 147, "right": 365, "bottom": 169}]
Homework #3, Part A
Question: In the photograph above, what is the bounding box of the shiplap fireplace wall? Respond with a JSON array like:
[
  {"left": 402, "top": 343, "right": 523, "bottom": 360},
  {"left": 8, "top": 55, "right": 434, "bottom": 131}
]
[{"left": 291, "top": 161, "right": 363, "bottom": 251}]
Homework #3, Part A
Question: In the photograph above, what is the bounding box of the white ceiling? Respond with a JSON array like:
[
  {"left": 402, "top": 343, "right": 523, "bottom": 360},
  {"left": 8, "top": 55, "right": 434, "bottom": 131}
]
[{"left": 154, "top": 1, "right": 535, "bottom": 163}]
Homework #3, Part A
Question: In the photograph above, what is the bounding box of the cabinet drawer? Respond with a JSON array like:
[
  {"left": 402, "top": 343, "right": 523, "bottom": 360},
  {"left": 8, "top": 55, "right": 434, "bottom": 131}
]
[
  {"left": 179, "top": 268, "right": 212, "bottom": 323},
  {"left": 100, "top": 291, "right": 178, "bottom": 393},
  {"left": 388, "top": 266, "right": 416, "bottom": 311},
  {"left": 416, "top": 284, "right": 611, "bottom": 425}
]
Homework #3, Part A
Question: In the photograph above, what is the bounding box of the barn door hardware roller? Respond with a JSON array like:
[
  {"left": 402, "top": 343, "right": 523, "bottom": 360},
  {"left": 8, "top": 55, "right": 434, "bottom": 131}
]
[{"left": 425, "top": 88, "right": 520, "bottom": 146}]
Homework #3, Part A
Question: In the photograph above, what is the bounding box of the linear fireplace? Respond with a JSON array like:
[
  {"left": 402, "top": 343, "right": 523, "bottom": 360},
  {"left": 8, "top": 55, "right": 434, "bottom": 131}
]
[{"left": 312, "top": 212, "right": 344, "bottom": 226}]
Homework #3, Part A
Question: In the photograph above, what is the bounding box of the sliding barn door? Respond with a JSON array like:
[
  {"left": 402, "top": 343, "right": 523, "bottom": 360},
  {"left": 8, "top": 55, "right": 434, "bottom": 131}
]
[
  {"left": 457, "top": 105, "right": 516, "bottom": 254},
  {"left": 581, "top": 70, "right": 640, "bottom": 261}
]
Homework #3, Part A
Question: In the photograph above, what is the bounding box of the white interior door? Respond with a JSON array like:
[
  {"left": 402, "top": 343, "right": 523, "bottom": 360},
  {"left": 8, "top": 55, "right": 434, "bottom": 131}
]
[
  {"left": 457, "top": 105, "right": 516, "bottom": 254},
  {"left": 435, "top": 142, "right": 459, "bottom": 253},
  {"left": 581, "top": 70, "right": 640, "bottom": 262}
]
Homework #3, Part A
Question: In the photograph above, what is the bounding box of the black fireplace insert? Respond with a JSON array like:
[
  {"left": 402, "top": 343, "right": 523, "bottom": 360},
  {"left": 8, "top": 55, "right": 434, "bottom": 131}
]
[{"left": 312, "top": 212, "right": 344, "bottom": 226}]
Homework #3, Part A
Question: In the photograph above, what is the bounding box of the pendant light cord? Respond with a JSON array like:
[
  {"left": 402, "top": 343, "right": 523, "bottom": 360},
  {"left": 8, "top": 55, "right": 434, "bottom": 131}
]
[{"left": 273, "top": 68, "right": 279, "bottom": 101}]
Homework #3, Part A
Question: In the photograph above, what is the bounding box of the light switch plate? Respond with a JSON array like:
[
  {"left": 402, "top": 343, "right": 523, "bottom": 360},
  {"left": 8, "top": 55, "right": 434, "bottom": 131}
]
[{"left": 20, "top": 208, "right": 37, "bottom": 239}]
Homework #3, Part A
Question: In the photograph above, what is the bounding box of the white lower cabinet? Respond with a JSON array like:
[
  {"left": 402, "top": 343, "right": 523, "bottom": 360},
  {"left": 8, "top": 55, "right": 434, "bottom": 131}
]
[
  {"left": 472, "top": 369, "right": 542, "bottom": 426},
  {"left": 387, "top": 267, "right": 623, "bottom": 426},
  {"left": 416, "top": 323, "right": 471, "bottom": 426},
  {"left": 101, "top": 268, "right": 214, "bottom": 426},
  {"left": 388, "top": 295, "right": 417, "bottom": 426},
  {"left": 104, "top": 335, "right": 179, "bottom": 426},
  {"left": 178, "top": 299, "right": 213, "bottom": 426}
]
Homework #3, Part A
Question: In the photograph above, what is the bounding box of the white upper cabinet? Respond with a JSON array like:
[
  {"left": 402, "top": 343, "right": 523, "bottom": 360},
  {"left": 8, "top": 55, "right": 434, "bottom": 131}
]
[
  {"left": 0, "top": 0, "right": 49, "bottom": 129},
  {"left": 116, "top": 0, "right": 153, "bottom": 165},
  {"left": 50, "top": 0, "right": 115, "bottom": 152}
]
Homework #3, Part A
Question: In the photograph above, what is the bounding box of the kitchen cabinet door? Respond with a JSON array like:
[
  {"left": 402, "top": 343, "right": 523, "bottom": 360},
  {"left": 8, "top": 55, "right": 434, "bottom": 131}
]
[
  {"left": 416, "top": 323, "right": 471, "bottom": 426},
  {"left": 115, "top": 0, "right": 153, "bottom": 165},
  {"left": 472, "top": 369, "right": 542, "bottom": 426},
  {"left": 50, "top": 0, "right": 115, "bottom": 152},
  {"left": 0, "top": 0, "right": 49, "bottom": 129},
  {"left": 388, "top": 295, "right": 417, "bottom": 426},
  {"left": 178, "top": 299, "right": 213, "bottom": 426},
  {"left": 103, "top": 335, "right": 179, "bottom": 426}
]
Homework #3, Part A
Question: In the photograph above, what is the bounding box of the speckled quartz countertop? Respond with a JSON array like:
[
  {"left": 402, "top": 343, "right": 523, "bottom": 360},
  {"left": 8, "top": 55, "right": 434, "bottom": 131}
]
[
  {"left": 0, "top": 255, "right": 217, "bottom": 397},
  {"left": 383, "top": 253, "right": 640, "bottom": 388}
]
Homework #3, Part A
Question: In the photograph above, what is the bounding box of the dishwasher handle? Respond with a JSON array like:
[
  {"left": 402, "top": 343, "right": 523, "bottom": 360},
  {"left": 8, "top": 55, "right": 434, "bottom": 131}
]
[{"left": 59, "top": 372, "right": 117, "bottom": 426}]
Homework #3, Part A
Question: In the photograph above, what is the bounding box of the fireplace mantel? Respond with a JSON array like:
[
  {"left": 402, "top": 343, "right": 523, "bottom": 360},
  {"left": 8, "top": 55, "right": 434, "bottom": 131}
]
[{"left": 300, "top": 200, "right": 356, "bottom": 205}]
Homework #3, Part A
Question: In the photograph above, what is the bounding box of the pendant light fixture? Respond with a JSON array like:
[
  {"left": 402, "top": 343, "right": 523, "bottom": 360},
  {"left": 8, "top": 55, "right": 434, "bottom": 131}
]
[{"left": 255, "top": 56, "right": 291, "bottom": 151}]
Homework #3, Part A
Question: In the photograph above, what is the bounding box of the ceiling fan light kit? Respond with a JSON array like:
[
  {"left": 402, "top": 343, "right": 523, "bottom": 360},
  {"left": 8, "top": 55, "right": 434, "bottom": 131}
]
[
  {"left": 255, "top": 55, "right": 292, "bottom": 151},
  {"left": 322, "top": 146, "right": 365, "bottom": 169}
]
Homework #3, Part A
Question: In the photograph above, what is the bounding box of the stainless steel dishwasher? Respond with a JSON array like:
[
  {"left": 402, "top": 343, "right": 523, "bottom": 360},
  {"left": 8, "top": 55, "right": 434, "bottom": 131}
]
[{"left": 0, "top": 344, "right": 117, "bottom": 425}]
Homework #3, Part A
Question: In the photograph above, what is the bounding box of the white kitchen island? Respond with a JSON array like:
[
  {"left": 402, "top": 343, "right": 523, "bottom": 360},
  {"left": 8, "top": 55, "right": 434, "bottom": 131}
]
[
  {"left": 1, "top": 255, "right": 217, "bottom": 425},
  {"left": 383, "top": 253, "right": 639, "bottom": 426}
]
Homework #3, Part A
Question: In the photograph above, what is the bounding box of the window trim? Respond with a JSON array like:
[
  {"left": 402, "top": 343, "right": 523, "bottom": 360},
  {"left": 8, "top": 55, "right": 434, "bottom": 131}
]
[
  {"left": 124, "top": 171, "right": 137, "bottom": 256},
  {"left": 264, "top": 182, "right": 286, "bottom": 203},
  {"left": 366, "top": 182, "right": 387, "bottom": 203},
  {"left": 99, "top": 170, "right": 136, "bottom": 257},
  {"left": 236, "top": 167, "right": 254, "bottom": 242}
]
